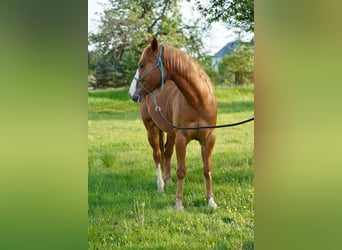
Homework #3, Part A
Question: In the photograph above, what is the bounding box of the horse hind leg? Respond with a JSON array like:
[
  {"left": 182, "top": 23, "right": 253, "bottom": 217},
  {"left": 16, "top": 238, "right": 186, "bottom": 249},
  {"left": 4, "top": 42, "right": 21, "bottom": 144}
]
[
  {"left": 147, "top": 127, "right": 165, "bottom": 192},
  {"left": 201, "top": 131, "right": 218, "bottom": 209}
]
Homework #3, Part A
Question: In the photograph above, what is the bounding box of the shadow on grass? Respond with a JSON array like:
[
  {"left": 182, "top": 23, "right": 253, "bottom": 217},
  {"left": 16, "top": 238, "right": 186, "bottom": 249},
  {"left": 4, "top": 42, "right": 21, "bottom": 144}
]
[
  {"left": 88, "top": 88, "right": 141, "bottom": 121},
  {"left": 243, "top": 241, "right": 255, "bottom": 250},
  {"left": 88, "top": 168, "right": 177, "bottom": 211},
  {"left": 217, "top": 100, "right": 254, "bottom": 114},
  {"left": 88, "top": 100, "right": 253, "bottom": 121},
  {"left": 88, "top": 87, "right": 130, "bottom": 101},
  {"left": 88, "top": 109, "right": 140, "bottom": 121}
]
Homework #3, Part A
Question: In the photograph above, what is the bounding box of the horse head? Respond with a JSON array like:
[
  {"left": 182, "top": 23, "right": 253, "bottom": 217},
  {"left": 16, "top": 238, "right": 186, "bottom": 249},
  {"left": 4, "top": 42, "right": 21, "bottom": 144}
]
[{"left": 129, "top": 37, "right": 164, "bottom": 102}]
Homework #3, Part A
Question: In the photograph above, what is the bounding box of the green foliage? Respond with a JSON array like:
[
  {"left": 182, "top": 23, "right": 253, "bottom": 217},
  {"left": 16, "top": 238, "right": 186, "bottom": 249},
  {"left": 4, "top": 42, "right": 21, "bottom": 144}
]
[
  {"left": 197, "top": 0, "right": 254, "bottom": 32},
  {"left": 88, "top": 85, "right": 254, "bottom": 249},
  {"left": 88, "top": 0, "right": 208, "bottom": 87},
  {"left": 217, "top": 42, "right": 254, "bottom": 85},
  {"left": 197, "top": 54, "right": 218, "bottom": 84}
]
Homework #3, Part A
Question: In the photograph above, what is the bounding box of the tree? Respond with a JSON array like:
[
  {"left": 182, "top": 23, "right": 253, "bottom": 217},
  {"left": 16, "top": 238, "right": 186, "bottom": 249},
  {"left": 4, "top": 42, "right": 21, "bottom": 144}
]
[
  {"left": 198, "top": 55, "right": 218, "bottom": 84},
  {"left": 88, "top": 0, "right": 207, "bottom": 87},
  {"left": 217, "top": 42, "right": 254, "bottom": 85},
  {"left": 197, "top": 0, "right": 254, "bottom": 32}
]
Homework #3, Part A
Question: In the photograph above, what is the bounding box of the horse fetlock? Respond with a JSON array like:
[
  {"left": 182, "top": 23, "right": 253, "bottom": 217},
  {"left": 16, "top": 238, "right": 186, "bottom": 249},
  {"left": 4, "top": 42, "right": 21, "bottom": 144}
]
[
  {"left": 157, "top": 178, "right": 165, "bottom": 192},
  {"left": 175, "top": 198, "right": 184, "bottom": 210},
  {"left": 208, "top": 197, "right": 218, "bottom": 209}
]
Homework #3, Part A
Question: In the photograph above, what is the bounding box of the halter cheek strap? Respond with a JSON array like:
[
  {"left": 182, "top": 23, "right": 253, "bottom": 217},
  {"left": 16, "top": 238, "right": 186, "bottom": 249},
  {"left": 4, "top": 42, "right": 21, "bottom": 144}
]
[
  {"left": 157, "top": 45, "right": 164, "bottom": 90},
  {"left": 137, "top": 44, "right": 165, "bottom": 103}
]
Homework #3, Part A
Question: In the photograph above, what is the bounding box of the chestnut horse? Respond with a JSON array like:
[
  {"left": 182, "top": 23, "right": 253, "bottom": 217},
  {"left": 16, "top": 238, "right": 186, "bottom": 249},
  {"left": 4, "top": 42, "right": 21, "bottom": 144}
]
[{"left": 129, "top": 37, "right": 217, "bottom": 209}]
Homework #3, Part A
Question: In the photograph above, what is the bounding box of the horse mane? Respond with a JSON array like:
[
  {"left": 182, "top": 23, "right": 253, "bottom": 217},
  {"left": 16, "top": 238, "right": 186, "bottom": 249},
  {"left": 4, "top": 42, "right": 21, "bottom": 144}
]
[{"left": 161, "top": 44, "right": 215, "bottom": 94}]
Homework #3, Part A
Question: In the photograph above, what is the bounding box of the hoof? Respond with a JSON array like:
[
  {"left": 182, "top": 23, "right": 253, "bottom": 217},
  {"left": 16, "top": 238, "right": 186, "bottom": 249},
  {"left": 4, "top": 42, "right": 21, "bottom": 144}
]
[
  {"left": 174, "top": 204, "right": 184, "bottom": 210},
  {"left": 208, "top": 197, "right": 218, "bottom": 209},
  {"left": 174, "top": 198, "right": 184, "bottom": 210}
]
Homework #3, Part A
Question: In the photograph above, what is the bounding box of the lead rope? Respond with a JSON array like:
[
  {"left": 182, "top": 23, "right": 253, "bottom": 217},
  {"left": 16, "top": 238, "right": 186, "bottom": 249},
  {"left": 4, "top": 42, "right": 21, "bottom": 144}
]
[
  {"left": 157, "top": 45, "right": 164, "bottom": 90},
  {"left": 154, "top": 105, "right": 254, "bottom": 130},
  {"left": 136, "top": 44, "right": 165, "bottom": 104}
]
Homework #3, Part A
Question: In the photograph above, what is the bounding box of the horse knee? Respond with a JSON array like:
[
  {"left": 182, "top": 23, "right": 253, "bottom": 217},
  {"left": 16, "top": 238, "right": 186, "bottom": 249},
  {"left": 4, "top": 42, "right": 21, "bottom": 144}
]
[{"left": 177, "top": 167, "right": 186, "bottom": 180}]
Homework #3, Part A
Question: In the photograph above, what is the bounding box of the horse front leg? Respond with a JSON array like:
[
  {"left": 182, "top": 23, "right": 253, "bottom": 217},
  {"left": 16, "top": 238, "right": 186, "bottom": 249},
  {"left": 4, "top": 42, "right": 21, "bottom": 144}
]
[
  {"left": 175, "top": 133, "right": 187, "bottom": 209},
  {"left": 201, "top": 131, "right": 218, "bottom": 209},
  {"left": 164, "top": 134, "right": 174, "bottom": 186}
]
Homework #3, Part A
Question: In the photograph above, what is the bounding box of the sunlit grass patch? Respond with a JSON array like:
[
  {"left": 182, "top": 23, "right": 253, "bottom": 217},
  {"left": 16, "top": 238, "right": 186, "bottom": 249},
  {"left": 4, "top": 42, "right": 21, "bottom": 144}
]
[{"left": 88, "top": 85, "right": 254, "bottom": 249}]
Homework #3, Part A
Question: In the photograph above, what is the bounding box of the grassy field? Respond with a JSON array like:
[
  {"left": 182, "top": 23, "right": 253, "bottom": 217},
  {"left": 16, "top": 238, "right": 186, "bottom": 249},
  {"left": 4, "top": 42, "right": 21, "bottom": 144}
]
[{"left": 88, "top": 85, "right": 254, "bottom": 249}]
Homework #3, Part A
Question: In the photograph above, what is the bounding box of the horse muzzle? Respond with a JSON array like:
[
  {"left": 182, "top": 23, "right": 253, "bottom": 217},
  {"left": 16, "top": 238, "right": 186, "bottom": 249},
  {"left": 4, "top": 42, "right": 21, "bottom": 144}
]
[
  {"left": 128, "top": 70, "right": 144, "bottom": 102},
  {"left": 129, "top": 90, "right": 143, "bottom": 103}
]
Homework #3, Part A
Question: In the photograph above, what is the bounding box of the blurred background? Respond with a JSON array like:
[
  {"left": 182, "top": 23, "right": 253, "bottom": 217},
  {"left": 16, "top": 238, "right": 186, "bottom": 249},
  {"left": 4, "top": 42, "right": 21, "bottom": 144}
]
[{"left": 87, "top": 0, "right": 254, "bottom": 89}]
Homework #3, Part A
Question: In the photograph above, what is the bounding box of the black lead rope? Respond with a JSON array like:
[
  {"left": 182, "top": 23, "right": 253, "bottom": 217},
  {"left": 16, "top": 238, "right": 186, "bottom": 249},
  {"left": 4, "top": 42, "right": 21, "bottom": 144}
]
[{"left": 155, "top": 106, "right": 254, "bottom": 130}]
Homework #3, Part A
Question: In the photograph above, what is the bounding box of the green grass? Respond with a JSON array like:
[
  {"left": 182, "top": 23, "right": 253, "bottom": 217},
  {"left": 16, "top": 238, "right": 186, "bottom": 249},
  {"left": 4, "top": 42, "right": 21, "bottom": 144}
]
[{"left": 88, "top": 85, "right": 254, "bottom": 249}]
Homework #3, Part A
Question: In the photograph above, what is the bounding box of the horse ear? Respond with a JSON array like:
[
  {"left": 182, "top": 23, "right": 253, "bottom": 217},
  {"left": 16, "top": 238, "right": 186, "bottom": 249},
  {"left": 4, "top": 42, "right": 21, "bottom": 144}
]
[{"left": 150, "top": 37, "right": 158, "bottom": 52}]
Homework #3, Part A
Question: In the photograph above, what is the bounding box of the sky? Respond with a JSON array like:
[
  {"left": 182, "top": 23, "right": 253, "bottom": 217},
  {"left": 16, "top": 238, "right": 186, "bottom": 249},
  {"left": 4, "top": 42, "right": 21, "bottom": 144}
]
[{"left": 88, "top": 0, "right": 252, "bottom": 56}]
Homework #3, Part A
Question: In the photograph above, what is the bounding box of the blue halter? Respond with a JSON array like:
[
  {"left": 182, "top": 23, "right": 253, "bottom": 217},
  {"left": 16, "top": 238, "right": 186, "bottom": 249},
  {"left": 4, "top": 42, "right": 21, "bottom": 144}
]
[{"left": 136, "top": 44, "right": 165, "bottom": 104}]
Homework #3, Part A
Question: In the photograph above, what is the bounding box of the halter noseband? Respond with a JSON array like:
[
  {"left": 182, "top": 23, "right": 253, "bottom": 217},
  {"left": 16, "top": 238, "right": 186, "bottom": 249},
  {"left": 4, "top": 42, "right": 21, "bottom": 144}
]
[{"left": 135, "top": 44, "right": 165, "bottom": 103}]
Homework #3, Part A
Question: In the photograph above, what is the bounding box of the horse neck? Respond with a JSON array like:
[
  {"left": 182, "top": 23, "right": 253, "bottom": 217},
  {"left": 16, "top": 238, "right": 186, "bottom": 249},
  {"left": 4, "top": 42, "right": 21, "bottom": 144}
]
[{"left": 163, "top": 46, "right": 215, "bottom": 107}]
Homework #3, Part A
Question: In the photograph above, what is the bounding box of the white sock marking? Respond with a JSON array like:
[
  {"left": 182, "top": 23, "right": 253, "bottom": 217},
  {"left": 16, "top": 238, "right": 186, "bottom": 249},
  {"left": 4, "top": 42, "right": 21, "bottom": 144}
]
[{"left": 156, "top": 164, "right": 164, "bottom": 192}]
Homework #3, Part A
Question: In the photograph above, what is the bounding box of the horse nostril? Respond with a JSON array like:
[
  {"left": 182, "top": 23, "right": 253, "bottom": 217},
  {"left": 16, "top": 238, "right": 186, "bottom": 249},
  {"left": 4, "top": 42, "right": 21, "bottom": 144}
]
[
  {"left": 131, "top": 93, "right": 140, "bottom": 102},
  {"left": 129, "top": 91, "right": 137, "bottom": 102}
]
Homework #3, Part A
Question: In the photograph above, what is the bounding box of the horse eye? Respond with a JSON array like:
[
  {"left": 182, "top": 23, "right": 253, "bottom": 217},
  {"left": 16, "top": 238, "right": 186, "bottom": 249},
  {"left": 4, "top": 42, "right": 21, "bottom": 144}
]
[{"left": 139, "top": 64, "right": 144, "bottom": 69}]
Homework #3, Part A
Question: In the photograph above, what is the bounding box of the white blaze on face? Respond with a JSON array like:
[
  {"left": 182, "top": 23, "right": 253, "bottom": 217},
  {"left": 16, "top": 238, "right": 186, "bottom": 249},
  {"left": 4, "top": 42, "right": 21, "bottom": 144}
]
[{"left": 129, "top": 69, "right": 139, "bottom": 98}]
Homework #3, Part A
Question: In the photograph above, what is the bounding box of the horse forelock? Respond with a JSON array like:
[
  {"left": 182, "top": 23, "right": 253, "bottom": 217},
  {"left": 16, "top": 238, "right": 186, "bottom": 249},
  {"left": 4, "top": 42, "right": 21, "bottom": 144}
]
[{"left": 139, "top": 45, "right": 159, "bottom": 65}]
